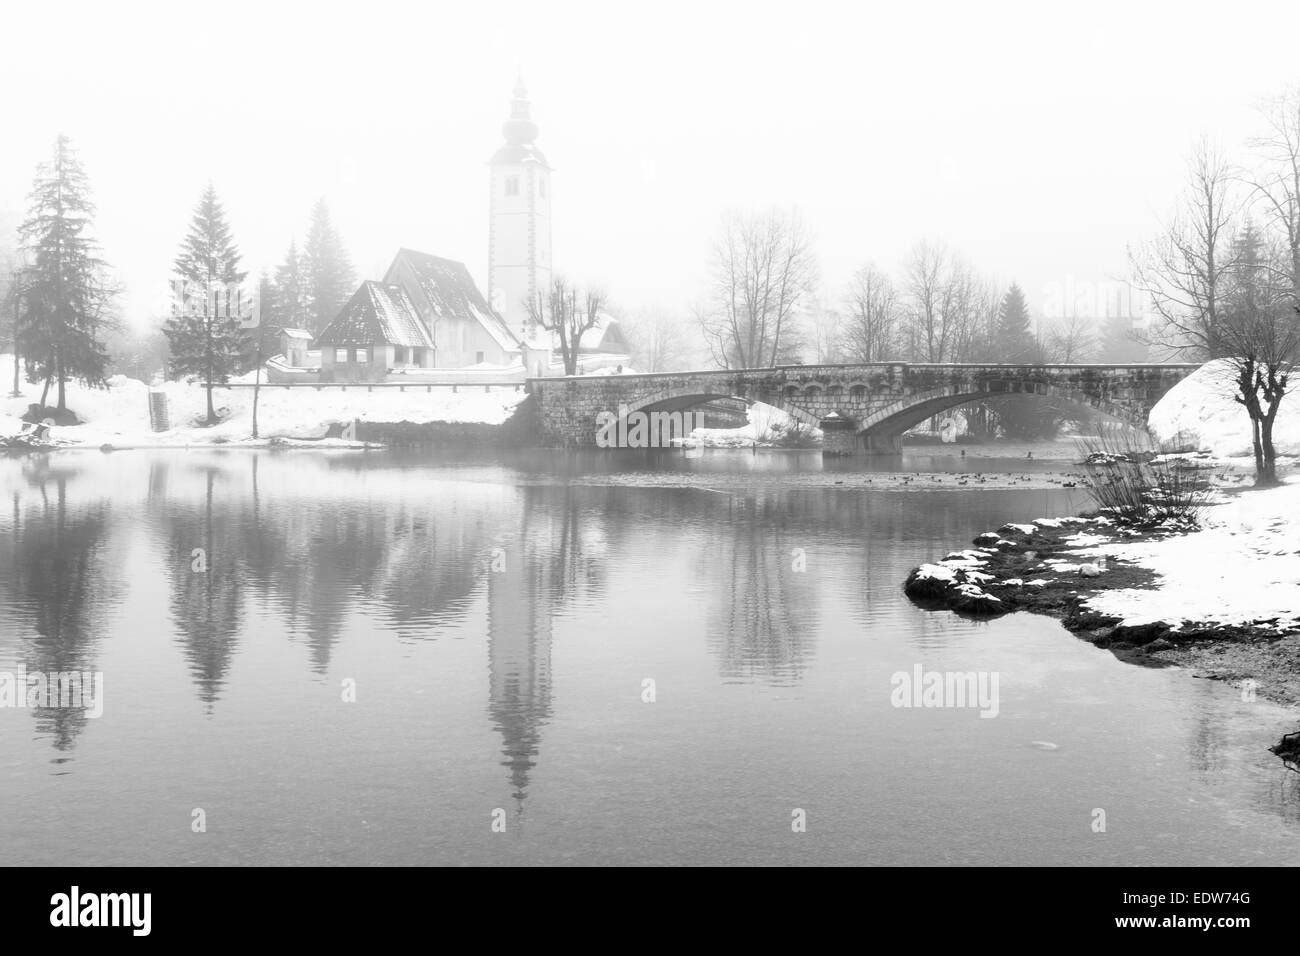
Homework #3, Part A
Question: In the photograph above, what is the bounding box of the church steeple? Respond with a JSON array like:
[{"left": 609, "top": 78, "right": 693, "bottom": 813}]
[
  {"left": 502, "top": 76, "right": 539, "bottom": 147},
  {"left": 488, "top": 77, "right": 553, "bottom": 333}
]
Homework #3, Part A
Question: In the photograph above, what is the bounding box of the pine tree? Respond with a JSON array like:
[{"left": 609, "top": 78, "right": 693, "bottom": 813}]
[
  {"left": 991, "top": 283, "right": 1057, "bottom": 439},
  {"left": 271, "top": 239, "right": 309, "bottom": 330},
  {"left": 1096, "top": 314, "right": 1147, "bottom": 362},
  {"left": 303, "top": 199, "right": 355, "bottom": 334},
  {"left": 995, "top": 283, "right": 1036, "bottom": 360},
  {"left": 162, "top": 183, "right": 250, "bottom": 424},
  {"left": 17, "top": 134, "right": 115, "bottom": 414}
]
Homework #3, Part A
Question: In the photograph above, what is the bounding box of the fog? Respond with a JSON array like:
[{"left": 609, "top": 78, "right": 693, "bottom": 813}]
[{"left": 2, "top": 0, "right": 1298, "bottom": 328}]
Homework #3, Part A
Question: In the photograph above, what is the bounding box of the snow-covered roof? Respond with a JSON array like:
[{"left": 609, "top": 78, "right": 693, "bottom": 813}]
[
  {"left": 313, "top": 281, "right": 434, "bottom": 349},
  {"left": 386, "top": 249, "right": 520, "bottom": 353}
]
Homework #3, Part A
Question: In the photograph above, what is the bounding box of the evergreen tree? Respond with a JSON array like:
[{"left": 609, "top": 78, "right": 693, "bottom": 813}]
[
  {"left": 991, "top": 283, "right": 1057, "bottom": 439},
  {"left": 271, "top": 239, "right": 309, "bottom": 330},
  {"left": 162, "top": 183, "right": 250, "bottom": 424},
  {"left": 17, "top": 134, "right": 115, "bottom": 414},
  {"left": 303, "top": 199, "right": 355, "bottom": 334},
  {"left": 1096, "top": 314, "right": 1147, "bottom": 362},
  {"left": 995, "top": 283, "right": 1036, "bottom": 360}
]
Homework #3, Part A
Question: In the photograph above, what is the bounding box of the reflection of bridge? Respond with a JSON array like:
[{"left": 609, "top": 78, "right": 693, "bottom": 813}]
[{"left": 531, "top": 362, "right": 1200, "bottom": 453}]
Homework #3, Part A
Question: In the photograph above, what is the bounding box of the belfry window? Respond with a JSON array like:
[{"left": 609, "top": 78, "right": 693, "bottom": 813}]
[{"left": 505, "top": 176, "right": 520, "bottom": 197}]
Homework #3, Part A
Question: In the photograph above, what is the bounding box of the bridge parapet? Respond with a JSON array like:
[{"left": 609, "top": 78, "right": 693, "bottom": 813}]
[{"left": 528, "top": 363, "right": 1199, "bottom": 451}]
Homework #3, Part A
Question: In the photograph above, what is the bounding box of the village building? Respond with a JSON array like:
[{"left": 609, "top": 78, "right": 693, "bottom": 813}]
[
  {"left": 269, "top": 79, "right": 628, "bottom": 385},
  {"left": 313, "top": 280, "right": 434, "bottom": 383}
]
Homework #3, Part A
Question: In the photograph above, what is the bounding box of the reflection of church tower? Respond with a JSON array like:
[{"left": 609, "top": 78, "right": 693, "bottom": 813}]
[
  {"left": 486, "top": 548, "right": 554, "bottom": 805},
  {"left": 488, "top": 76, "right": 553, "bottom": 337}
]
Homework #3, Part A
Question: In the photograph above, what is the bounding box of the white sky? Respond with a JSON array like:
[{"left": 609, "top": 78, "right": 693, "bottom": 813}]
[{"left": 2, "top": 0, "right": 1299, "bottom": 328}]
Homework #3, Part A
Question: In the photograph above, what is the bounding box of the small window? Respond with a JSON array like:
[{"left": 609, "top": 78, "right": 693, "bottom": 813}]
[
  {"left": 475, "top": 351, "right": 485, "bottom": 364},
  {"left": 394, "top": 346, "right": 407, "bottom": 364},
  {"left": 354, "top": 348, "right": 369, "bottom": 364},
  {"left": 505, "top": 176, "right": 519, "bottom": 197},
  {"left": 335, "top": 348, "right": 348, "bottom": 364},
  {"left": 539, "top": 177, "right": 547, "bottom": 198}
]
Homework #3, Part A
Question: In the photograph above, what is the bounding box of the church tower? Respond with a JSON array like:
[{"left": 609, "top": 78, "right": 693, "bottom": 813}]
[{"left": 488, "top": 77, "right": 552, "bottom": 338}]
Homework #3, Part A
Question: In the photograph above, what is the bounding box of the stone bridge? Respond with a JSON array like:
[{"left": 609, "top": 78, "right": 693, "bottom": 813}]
[{"left": 529, "top": 362, "right": 1199, "bottom": 452}]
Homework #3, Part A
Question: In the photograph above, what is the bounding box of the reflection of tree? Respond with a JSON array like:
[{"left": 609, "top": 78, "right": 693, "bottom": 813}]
[
  {"left": 161, "top": 468, "right": 245, "bottom": 708},
  {"left": 292, "top": 507, "right": 390, "bottom": 671},
  {"left": 4, "top": 472, "right": 119, "bottom": 750},
  {"left": 700, "top": 495, "right": 818, "bottom": 683},
  {"left": 377, "top": 507, "right": 481, "bottom": 640}
]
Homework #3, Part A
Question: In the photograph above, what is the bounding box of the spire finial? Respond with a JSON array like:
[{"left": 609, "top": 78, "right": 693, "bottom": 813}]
[{"left": 502, "top": 77, "right": 538, "bottom": 146}]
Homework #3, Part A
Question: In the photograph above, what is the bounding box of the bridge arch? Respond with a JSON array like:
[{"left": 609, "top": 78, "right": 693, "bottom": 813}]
[
  {"left": 621, "top": 390, "right": 823, "bottom": 431},
  {"left": 857, "top": 382, "right": 1148, "bottom": 444}
]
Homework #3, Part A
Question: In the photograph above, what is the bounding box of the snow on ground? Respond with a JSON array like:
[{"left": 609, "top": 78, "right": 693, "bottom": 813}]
[
  {"left": 0, "top": 355, "right": 527, "bottom": 448},
  {"left": 1079, "top": 479, "right": 1300, "bottom": 632},
  {"left": 685, "top": 402, "right": 822, "bottom": 447},
  {"left": 1149, "top": 358, "right": 1300, "bottom": 458}
]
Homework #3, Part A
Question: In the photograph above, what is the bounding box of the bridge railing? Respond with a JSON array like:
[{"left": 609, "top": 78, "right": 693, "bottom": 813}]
[
  {"left": 528, "top": 361, "right": 1201, "bottom": 384},
  {"left": 205, "top": 382, "right": 525, "bottom": 392}
]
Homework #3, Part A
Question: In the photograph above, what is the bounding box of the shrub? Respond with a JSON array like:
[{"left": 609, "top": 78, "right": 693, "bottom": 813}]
[{"left": 1075, "top": 428, "right": 1220, "bottom": 528}]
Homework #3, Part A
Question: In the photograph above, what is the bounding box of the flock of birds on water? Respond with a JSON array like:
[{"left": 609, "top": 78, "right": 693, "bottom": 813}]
[{"left": 833, "top": 473, "right": 1082, "bottom": 488}]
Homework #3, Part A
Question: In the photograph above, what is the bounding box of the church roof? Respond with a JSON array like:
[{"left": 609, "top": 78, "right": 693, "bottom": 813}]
[
  {"left": 312, "top": 281, "right": 434, "bottom": 349},
  {"left": 491, "top": 77, "right": 549, "bottom": 167},
  {"left": 489, "top": 143, "right": 550, "bottom": 167},
  {"left": 386, "top": 249, "right": 520, "bottom": 352}
]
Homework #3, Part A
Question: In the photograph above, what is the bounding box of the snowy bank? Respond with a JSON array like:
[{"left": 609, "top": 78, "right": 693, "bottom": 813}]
[
  {"left": 1148, "top": 358, "right": 1300, "bottom": 458},
  {"left": 0, "top": 355, "right": 528, "bottom": 449},
  {"left": 683, "top": 402, "right": 821, "bottom": 448},
  {"left": 904, "top": 478, "right": 1300, "bottom": 716},
  {"left": 1080, "top": 478, "right": 1300, "bottom": 634}
]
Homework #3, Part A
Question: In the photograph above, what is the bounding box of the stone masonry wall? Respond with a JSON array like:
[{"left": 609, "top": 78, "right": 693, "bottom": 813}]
[{"left": 531, "top": 364, "right": 1199, "bottom": 449}]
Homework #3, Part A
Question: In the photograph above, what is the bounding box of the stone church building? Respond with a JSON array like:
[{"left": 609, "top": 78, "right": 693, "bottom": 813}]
[{"left": 289, "top": 79, "right": 627, "bottom": 384}]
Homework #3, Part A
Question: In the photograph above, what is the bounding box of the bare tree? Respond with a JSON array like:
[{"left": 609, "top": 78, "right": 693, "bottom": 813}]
[
  {"left": 841, "top": 263, "right": 899, "bottom": 362},
  {"left": 1247, "top": 87, "right": 1300, "bottom": 301},
  {"left": 620, "top": 305, "right": 693, "bottom": 372},
  {"left": 528, "top": 276, "right": 605, "bottom": 376},
  {"left": 1217, "top": 225, "right": 1300, "bottom": 484},
  {"left": 901, "top": 240, "right": 981, "bottom": 362},
  {"left": 1131, "top": 139, "right": 1242, "bottom": 359},
  {"left": 696, "top": 207, "right": 817, "bottom": 368},
  {"left": 2, "top": 254, "right": 28, "bottom": 397},
  {"left": 1045, "top": 313, "right": 1096, "bottom": 363},
  {"left": 805, "top": 298, "right": 843, "bottom": 364}
]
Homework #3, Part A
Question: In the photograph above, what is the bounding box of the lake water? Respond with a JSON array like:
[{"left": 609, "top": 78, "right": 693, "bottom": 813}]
[{"left": 1, "top": 446, "right": 1298, "bottom": 866}]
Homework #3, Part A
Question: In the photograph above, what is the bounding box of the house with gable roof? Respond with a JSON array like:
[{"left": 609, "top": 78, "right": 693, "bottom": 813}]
[
  {"left": 274, "top": 79, "right": 629, "bottom": 384},
  {"left": 313, "top": 280, "right": 435, "bottom": 383}
]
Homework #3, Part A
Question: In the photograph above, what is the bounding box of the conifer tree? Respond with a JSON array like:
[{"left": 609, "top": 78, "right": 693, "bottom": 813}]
[
  {"left": 995, "top": 283, "right": 1036, "bottom": 360},
  {"left": 17, "top": 134, "right": 115, "bottom": 414},
  {"left": 162, "top": 183, "right": 250, "bottom": 424},
  {"left": 271, "top": 239, "right": 309, "bottom": 330},
  {"left": 303, "top": 199, "right": 355, "bottom": 334}
]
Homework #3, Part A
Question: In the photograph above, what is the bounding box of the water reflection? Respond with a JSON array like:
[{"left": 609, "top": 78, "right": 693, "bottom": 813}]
[
  {"left": 2, "top": 448, "right": 1300, "bottom": 865},
  {"left": 158, "top": 466, "right": 245, "bottom": 707},
  {"left": 0, "top": 463, "right": 120, "bottom": 749},
  {"left": 700, "top": 494, "right": 817, "bottom": 683}
]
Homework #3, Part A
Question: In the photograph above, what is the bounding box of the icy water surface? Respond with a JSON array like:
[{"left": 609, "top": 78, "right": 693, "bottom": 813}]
[{"left": 0, "top": 445, "right": 1297, "bottom": 865}]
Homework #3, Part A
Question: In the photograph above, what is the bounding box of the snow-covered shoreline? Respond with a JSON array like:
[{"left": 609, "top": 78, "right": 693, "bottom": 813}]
[
  {"left": 0, "top": 355, "right": 528, "bottom": 450},
  {"left": 905, "top": 358, "right": 1300, "bottom": 722}
]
